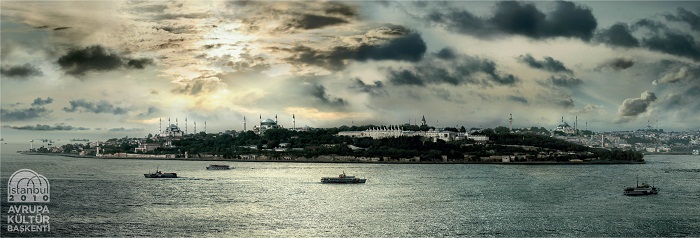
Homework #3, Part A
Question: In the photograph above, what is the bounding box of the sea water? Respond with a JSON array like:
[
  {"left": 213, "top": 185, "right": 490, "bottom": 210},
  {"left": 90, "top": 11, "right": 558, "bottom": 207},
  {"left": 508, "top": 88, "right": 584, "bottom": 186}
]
[{"left": 1, "top": 143, "right": 699, "bottom": 237}]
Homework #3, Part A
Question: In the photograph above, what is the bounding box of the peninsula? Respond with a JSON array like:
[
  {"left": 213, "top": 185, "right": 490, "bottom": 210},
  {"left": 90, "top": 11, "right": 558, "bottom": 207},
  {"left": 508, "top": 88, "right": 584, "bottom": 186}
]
[{"left": 24, "top": 122, "right": 645, "bottom": 164}]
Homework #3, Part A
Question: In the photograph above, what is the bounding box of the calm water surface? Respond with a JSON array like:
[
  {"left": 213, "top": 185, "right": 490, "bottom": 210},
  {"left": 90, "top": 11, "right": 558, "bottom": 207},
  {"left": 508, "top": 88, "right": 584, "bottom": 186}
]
[{"left": 1, "top": 143, "right": 699, "bottom": 237}]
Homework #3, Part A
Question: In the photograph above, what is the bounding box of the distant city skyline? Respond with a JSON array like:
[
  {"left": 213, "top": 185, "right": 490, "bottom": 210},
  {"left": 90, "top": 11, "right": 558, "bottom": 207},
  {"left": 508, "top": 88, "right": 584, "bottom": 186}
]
[{"left": 2, "top": 1, "right": 699, "bottom": 140}]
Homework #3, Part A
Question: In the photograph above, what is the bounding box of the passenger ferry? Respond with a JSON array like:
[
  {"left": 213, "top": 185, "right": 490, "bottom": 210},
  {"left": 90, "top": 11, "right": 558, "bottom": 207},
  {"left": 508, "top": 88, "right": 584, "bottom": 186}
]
[
  {"left": 623, "top": 177, "right": 658, "bottom": 196},
  {"left": 321, "top": 171, "right": 366, "bottom": 183},
  {"left": 206, "top": 164, "right": 231, "bottom": 170},
  {"left": 144, "top": 170, "right": 178, "bottom": 178}
]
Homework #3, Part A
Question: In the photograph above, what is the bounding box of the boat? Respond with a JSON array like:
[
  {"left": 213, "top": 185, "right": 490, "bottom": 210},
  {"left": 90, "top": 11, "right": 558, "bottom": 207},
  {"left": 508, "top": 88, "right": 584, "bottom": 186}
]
[
  {"left": 144, "top": 167, "right": 177, "bottom": 178},
  {"left": 623, "top": 177, "right": 658, "bottom": 196},
  {"left": 321, "top": 171, "right": 366, "bottom": 183},
  {"left": 206, "top": 164, "right": 231, "bottom": 170},
  {"left": 693, "top": 149, "right": 699, "bottom": 155}
]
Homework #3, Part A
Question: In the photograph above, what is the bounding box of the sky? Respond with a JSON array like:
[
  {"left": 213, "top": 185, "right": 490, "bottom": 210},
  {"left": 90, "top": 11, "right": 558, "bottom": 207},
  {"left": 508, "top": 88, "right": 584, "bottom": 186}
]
[{"left": 1, "top": 1, "right": 700, "bottom": 141}]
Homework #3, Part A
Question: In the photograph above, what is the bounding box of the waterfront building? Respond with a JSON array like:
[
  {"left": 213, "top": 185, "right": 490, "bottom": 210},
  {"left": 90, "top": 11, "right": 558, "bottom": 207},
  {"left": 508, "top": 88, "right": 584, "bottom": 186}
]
[{"left": 338, "top": 126, "right": 488, "bottom": 142}]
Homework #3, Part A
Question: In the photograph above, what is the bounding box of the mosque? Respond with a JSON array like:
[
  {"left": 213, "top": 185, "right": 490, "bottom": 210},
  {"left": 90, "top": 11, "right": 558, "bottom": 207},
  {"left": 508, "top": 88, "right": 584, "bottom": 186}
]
[
  {"left": 253, "top": 116, "right": 282, "bottom": 134},
  {"left": 553, "top": 117, "right": 577, "bottom": 135}
]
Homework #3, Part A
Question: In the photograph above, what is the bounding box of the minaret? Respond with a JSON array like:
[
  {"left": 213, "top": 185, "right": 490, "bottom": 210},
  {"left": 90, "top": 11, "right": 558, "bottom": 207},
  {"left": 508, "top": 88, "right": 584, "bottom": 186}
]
[
  {"left": 421, "top": 115, "right": 427, "bottom": 126},
  {"left": 168, "top": 118, "right": 171, "bottom": 127},
  {"left": 185, "top": 118, "right": 188, "bottom": 135},
  {"left": 293, "top": 114, "right": 296, "bottom": 130},
  {"left": 204, "top": 121, "right": 207, "bottom": 133},
  {"left": 176, "top": 118, "right": 179, "bottom": 127},
  {"left": 194, "top": 121, "right": 197, "bottom": 134},
  {"left": 575, "top": 116, "right": 578, "bottom": 133},
  {"left": 159, "top": 118, "right": 162, "bottom": 135},
  {"left": 244, "top": 116, "right": 247, "bottom": 132},
  {"left": 509, "top": 113, "right": 513, "bottom": 132},
  {"left": 275, "top": 114, "right": 278, "bottom": 123}
]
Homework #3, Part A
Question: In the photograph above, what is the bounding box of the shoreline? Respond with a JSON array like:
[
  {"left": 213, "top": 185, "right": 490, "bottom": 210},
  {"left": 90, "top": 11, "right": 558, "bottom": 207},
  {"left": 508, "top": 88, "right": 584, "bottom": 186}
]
[{"left": 20, "top": 152, "right": 646, "bottom": 165}]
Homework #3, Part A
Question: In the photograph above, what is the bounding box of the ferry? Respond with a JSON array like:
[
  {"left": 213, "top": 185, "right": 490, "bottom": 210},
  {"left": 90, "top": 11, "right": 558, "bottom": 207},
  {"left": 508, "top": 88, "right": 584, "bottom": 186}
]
[
  {"left": 623, "top": 177, "right": 658, "bottom": 196},
  {"left": 206, "top": 164, "right": 231, "bottom": 170},
  {"left": 321, "top": 171, "right": 366, "bottom": 184},
  {"left": 144, "top": 167, "right": 177, "bottom": 178}
]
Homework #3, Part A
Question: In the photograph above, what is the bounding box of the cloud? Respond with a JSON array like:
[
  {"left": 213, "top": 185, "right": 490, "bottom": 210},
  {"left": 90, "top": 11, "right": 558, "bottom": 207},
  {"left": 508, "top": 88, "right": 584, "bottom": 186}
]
[
  {"left": 282, "top": 25, "right": 427, "bottom": 71},
  {"left": 434, "top": 47, "right": 457, "bottom": 60},
  {"left": 664, "top": 8, "right": 700, "bottom": 32},
  {"left": 428, "top": 1, "right": 597, "bottom": 41},
  {"left": 388, "top": 52, "right": 519, "bottom": 87},
  {"left": 642, "top": 32, "right": 700, "bottom": 61},
  {"left": 517, "top": 54, "right": 573, "bottom": 74},
  {"left": 350, "top": 78, "right": 385, "bottom": 96},
  {"left": 31, "top": 97, "right": 54, "bottom": 107},
  {"left": 57, "top": 45, "right": 153, "bottom": 76},
  {"left": 615, "top": 91, "right": 657, "bottom": 123},
  {"left": 0, "top": 63, "right": 43, "bottom": 78},
  {"left": 597, "top": 57, "right": 635, "bottom": 71},
  {"left": 237, "top": 2, "right": 358, "bottom": 33},
  {"left": 594, "top": 23, "right": 639, "bottom": 47},
  {"left": 171, "top": 77, "right": 225, "bottom": 95},
  {"left": 108, "top": 127, "right": 144, "bottom": 132},
  {"left": 2, "top": 124, "right": 90, "bottom": 131},
  {"left": 307, "top": 83, "right": 347, "bottom": 107},
  {"left": 63, "top": 99, "right": 129, "bottom": 114},
  {"left": 0, "top": 107, "right": 51, "bottom": 121},
  {"left": 544, "top": 75, "right": 583, "bottom": 88},
  {"left": 508, "top": 95, "right": 528, "bottom": 104},
  {"left": 654, "top": 66, "right": 690, "bottom": 85}
]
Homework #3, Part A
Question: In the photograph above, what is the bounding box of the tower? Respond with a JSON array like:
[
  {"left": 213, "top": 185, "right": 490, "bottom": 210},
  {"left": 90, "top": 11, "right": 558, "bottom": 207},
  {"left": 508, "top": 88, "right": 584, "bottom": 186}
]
[
  {"left": 244, "top": 116, "right": 247, "bottom": 132},
  {"left": 293, "top": 114, "right": 296, "bottom": 131},
  {"left": 185, "top": 118, "right": 188, "bottom": 135},
  {"left": 204, "top": 121, "right": 207, "bottom": 133},
  {"left": 509, "top": 113, "right": 513, "bottom": 132},
  {"left": 194, "top": 121, "right": 197, "bottom": 134},
  {"left": 159, "top": 118, "right": 162, "bottom": 135},
  {"left": 421, "top": 115, "right": 427, "bottom": 126}
]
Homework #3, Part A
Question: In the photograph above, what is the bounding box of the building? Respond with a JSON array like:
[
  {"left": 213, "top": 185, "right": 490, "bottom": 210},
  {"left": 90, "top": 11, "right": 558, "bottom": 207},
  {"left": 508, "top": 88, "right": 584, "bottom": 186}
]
[
  {"left": 254, "top": 117, "right": 282, "bottom": 134},
  {"left": 338, "top": 126, "right": 488, "bottom": 142},
  {"left": 553, "top": 117, "right": 576, "bottom": 135}
]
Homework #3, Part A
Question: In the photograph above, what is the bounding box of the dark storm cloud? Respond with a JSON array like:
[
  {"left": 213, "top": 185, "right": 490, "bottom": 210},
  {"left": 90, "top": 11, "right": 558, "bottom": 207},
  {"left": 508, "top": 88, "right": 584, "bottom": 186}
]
[
  {"left": 0, "top": 107, "right": 51, "bottom": 121},
  {"left": 57, "top": 45, "right": 153, "bottom": 76},
  {"left": 283, "top": 26, "right": 426, "bottom": 71},
  {"left": 53, "top": 27, "right": 71, "bottom": 31},
  {"left": 307, "top": 83, "right": 347, "bottom": 107},
  {"left": 544, "top": 75, "right": 583, "bottom": 88},
  {"left": 665, "top": 8, "right": 700, "bottom": 32},
  {"left": 388, "top": 53, "right": 519, "bottom": 87},
  {"left": 350, "top": 78, "right": 385, "bottom": 96},
  {"left": 126, "top": 58, "right": 154, "bottom": 69},
  {"left": 434, "top": 48, "right": 457, "bottom": 60},
  {"left": 295, "top": 14, "right": 348, "bottom": 30},
  {"left": 2, "top": 124, "right": 89, "bottom": 131},
  {"left": 428, "top": 1, "right": 597, "bottom": 41},
  {"left": 0, "top": 63, "right": 43, "bottom": 78},
  {"left": 594, "top": 23, "right": 639, "bottom": 47},
  {"left": 642, "top": 32, "right": 700, "bottom": 61},
  {"left": 31, "top": 97, "right": 54, "bottom": 107},
  {"left": 63, "top": 99, "right": 129, "bottom": 114},
  {"left": 508, "top": 95, "right": 528, "bottom": 104},
  {"left": 615, "top": 91, "right": 657, "bottom": 123},
  {"left": 598, "top": 58, "right": 635, "bottom": 71},
  {"left": 517, "top": 54, "right": 573, "bottom": 74}
]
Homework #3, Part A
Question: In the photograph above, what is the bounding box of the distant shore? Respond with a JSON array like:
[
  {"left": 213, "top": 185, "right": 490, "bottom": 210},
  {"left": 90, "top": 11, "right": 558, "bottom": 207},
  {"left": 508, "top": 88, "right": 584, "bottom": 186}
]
[{"left": 20, "top": 152, "right": 646, "bottom": 165}]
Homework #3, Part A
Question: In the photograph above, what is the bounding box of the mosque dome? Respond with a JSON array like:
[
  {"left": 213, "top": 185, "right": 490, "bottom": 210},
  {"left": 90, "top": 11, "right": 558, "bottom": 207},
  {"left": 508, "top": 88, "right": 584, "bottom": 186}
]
[{"left": 261, "top": 118, "right": 277, "bottom": 125}]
